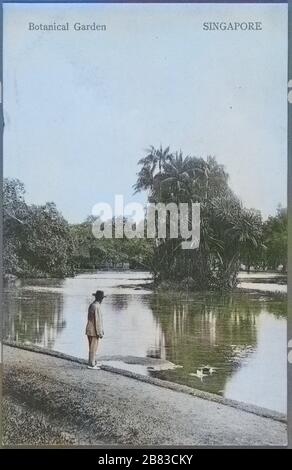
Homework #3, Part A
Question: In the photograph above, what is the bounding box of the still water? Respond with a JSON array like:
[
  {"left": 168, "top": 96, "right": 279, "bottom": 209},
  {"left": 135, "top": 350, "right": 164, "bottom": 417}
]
[{"left": 4, "top": 271, "right": 287, "bottom": 413}]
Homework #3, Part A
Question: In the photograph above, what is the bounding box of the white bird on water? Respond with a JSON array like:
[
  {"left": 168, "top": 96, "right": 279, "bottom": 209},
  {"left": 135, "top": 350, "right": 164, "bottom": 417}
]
[
  {"left": 190, "top": 365, "right": 218, "bottom": 381},
  {"left": 201, "top": 365, "right": 217, "bottom": 375},
  {"left": 190, "top": 369, "right": 208, "bottom": 381}
]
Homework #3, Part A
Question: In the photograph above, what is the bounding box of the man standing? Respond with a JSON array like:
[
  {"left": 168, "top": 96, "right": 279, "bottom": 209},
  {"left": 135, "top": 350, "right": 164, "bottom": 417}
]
[{"left": 86, "top": 290, "right": 105, "bottom": 369}]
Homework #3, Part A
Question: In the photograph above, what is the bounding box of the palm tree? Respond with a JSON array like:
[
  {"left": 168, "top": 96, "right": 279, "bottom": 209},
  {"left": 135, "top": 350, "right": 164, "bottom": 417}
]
[
  {"left": 160, "top": 151, "right": 194, "bottom": 203},
  {"left": 133, "top": 145, "right": 171, "bottom": 196},
  {"left": 133, "top": 147, "right": 264, "bottom": 290},
  {"left": 208, "top": 197, "right": 263, "bottom": 287}
]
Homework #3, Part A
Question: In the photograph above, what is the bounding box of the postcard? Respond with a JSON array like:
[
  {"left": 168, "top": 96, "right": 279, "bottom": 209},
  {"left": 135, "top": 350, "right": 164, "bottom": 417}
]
[{"left": 1, "top": 1, "right": 290, "bottom": 451}]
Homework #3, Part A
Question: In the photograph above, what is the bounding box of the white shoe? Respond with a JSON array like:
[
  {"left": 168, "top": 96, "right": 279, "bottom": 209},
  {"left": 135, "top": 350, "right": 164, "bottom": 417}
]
[{"left": 87, "top": 364, "right": 101, "bottom": 370}]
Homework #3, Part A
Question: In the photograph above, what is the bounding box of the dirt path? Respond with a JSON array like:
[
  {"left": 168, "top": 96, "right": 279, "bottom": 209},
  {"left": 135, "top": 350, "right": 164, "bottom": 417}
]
[{"left": 2, "top": 345, "right": 287, "bottom": 446}]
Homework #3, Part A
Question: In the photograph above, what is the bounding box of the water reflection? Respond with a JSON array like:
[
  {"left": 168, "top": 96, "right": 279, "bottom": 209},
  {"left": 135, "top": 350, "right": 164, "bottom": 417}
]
[
  {"left": 106, "top": 294, "right": 129, "bottom": 311},
  {"left": 3, "top": 272, "right": 286, "bottom": 413},
  {"left": 149, "top": 295, "right": 261, "bottom": 391},
  {"left": 4, "top": 282, "right": 65, "bottom": 349}
]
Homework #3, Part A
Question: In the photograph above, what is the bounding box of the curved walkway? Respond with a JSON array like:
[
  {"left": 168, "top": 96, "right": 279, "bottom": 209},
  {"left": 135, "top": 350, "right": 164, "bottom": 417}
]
[{"left": 2, "top": 344, "right": 287, "bottom": 446}]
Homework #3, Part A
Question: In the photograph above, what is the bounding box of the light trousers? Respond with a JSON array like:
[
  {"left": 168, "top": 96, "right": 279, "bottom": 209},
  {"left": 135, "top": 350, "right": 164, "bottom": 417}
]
[{"left": 87, "top": 336, "right": 99, "bottom": 366}]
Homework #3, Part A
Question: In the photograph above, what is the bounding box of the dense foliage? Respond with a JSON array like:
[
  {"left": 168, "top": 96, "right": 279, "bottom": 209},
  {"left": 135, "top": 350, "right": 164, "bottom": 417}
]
[
  {"left": 134, "top": 146, "right": 285, "bottom": 289},
  {"left": 263, "top": 208, "right": 287, "bottom": 272},
  {"left": 70, "top": 216, "right": 153, "bottom": 271},
  {"left": 3, "top": 148, "right": 287, "bottom": 287},
  {"left": 3, "top": 178, "right": 75, "bottom": 277},
  {"left": 3, "top": 180, "right": 153, "bottom": 277}
]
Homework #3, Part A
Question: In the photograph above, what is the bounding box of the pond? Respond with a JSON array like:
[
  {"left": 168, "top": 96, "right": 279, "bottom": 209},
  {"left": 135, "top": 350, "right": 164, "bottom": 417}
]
[{"left": 3, "top": 271, "right": 287, "bottom": 414}]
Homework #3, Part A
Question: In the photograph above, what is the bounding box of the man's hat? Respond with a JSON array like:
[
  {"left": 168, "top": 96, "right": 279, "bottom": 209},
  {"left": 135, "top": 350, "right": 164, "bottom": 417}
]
[{"left": 92, "top": 290, "right": 105, "bottom": 299}]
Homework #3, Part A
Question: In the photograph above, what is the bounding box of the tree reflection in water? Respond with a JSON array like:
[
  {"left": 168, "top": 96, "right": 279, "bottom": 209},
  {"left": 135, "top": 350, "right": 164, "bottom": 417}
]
[
  {"left": 4, "top": 281, "right": 65, "bottom": 350},
  {"left": 3, "top": 275, "right": 286, "bottom": 408},
  {"left": 146, "top": 292, "right": 285, "bottom": 396},
  {"left": 106, "top": 294, "right": 129, "bottom": 312}
]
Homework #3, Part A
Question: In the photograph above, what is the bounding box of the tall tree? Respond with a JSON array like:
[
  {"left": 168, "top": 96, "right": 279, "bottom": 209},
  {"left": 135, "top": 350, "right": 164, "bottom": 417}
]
[
  {"left": 3, "top": 178, "right": 75, "bottom": 277},
  {"left": 134, "top": 147, "right": 263, "bottom": 290},
  {"left": 263, "top": 207, "right": 287, "bottom": 272},
  {"left": 133, "top": 145, "right": 171, "bottom": 197}
]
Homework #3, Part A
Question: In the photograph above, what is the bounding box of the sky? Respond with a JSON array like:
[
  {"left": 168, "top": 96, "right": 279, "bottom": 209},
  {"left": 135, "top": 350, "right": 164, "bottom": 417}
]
[{"left": 3, "top": 2, "right": 288, "bottom": 222}]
